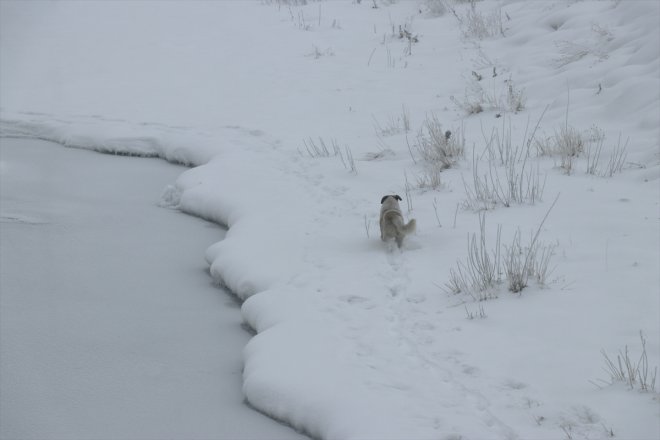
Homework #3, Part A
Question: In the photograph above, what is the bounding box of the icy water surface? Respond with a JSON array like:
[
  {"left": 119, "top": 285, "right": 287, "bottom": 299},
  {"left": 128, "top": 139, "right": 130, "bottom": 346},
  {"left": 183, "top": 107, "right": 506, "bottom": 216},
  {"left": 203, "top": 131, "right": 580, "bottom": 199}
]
[{"left": 0, "top": 138, "right": 305, "bottom": 440}]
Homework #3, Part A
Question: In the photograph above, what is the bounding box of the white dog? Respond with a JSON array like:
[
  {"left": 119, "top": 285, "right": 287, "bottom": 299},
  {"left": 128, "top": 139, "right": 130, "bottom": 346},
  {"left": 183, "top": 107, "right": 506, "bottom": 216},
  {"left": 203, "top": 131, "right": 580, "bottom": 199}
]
[{"left": 380, "top": 194, "right": 416, "bottom": 248}]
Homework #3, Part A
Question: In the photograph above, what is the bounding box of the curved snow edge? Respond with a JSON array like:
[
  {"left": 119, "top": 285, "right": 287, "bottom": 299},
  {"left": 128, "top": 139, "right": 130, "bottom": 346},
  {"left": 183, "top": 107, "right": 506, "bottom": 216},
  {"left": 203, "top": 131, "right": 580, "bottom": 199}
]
[
  {"left": 1, "top": 115, "right": 321, "bottom": 437},
  {"left": 1, "top": 117, "right": 216, "bottom": 167}
]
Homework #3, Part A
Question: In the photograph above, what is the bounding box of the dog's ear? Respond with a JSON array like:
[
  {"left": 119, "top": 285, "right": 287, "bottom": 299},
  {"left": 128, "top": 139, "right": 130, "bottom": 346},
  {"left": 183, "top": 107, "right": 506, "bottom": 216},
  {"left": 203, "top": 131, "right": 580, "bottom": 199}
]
[
  {"left": 381, "top": 195, "right": 389, "bottom": 204},
  {"left": 395, "top": 194, "right": 402, "bottom": 201}
]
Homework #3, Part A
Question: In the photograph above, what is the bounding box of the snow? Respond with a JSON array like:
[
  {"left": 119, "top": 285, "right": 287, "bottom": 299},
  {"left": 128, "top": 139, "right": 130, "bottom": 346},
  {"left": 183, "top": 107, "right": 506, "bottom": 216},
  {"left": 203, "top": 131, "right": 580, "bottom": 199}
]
[
  {"left": 2, "top": 0, "right": 659, "bottom": 439},
  {"left": 0, "top": 138, "right": 306, "bottom": 439}
]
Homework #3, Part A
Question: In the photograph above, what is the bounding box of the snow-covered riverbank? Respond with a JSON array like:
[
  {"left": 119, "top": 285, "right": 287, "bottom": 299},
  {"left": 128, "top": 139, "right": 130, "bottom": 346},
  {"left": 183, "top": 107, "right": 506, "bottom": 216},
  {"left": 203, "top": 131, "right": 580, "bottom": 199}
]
[{"left": 0, "top": 138, "right": 305, "bottom": 439}]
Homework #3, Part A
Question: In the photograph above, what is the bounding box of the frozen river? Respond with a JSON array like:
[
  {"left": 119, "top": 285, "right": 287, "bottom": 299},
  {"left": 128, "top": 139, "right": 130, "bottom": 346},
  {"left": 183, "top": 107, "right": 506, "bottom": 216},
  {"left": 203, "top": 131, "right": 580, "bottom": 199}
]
[{"left": 0, "top": 138, "right": 305, "bottom": 439}]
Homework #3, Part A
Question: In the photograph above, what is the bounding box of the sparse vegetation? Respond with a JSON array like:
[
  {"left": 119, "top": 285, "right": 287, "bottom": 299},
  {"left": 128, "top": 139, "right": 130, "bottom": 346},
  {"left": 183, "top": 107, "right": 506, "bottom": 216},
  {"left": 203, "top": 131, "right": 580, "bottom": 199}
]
[
  {"left": 414, "top": 114, "right": 465, "bottom": 170},
  {"left": 453, "top": 1, "right": 505, "bottom": 40},
  {"left": 505, "top": 80, "right": 526, "bottom": 113},
  {"left": 403, "top": 170, "right": 414, "bottom": 213},
  {"left": 585, "top": 133, "right": 629, "bottom": 177},
  {"left": 503, "top": 195, "right": 559, "bottom": 293},
  {"left": 380, "top": 17, "right": 419, "bottom": 58},
  {"left": 450, "top": 92, "right": 484, "bottom": 115},
  {"left": 416, "top": 165, "right": 444, "bottom": 191},
  {"left": 363, "top": 214, "right": 373, "bottom": 238},
  {"left": 465, "top": 303, "right": 487, "bottom": 320},
  {"left": 424, "top": 0, "right": 448, "bottom": 17},
  {"left": 339, "top": 143, "right": 358, "bottom": 174},
  {"left": 451, "top": 77, "right": 526, "bottom": 116},
  {"left": 372, "top": 105, "right": 410, "bottom": 137},
  {"left": 536, "top": 125, "right": 584, "bottom": 175},
  {"left": 301, "top": 136, "right": 340, "bottom": 158},
  {"left": 445, "top": 212, "right": 502, "bottom": 301},
  {"left": 462, "top": 116, "right": 546, "bottom": 210},
  {"left": 446, "top": 195, "right": 558, "bottom": 299},
  {"left": 537, "top": 124, "right": 629, "bottom": 177},
  {"left": 555, "top": 23, "right": 613, "bottom": 68},
  {"left": 306, "top": 45, "right": 334, "bottom": 59},
  {"left": 300, "top": 137, "right": 357, "bottom": 174},
  {"left": 593, "top": 331, "right": 658, "bottom": 393}
]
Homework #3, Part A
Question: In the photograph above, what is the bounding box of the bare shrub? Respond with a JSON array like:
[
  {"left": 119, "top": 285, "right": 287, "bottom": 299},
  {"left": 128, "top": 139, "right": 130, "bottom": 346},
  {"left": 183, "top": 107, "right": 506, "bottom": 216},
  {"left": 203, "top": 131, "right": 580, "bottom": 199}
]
[
  {"left": 538, "top": 123, "right": 628, "bottom": 178},
  {"left": 594, "top": 331, "right": 658, "bottom": 393},
  {"left": 503, "top": 230, "right": 531, "bottom": 293},
  {"left": 445, "top": 212, "right": 502, "bottom": 300},
  {"left": 363, "top": 214, "right": 372, "bottom": 238},
  {"left": 465, "top": 303, "right": 487, "bottom": 320},
  {"left": 373, "top": 105, "right": 410, "bottom": 137},
  {"left": 338, "top": 144, "right": 358, "bottom": 174},
  {"left": 458, "top": 1, "right": 504, "bottom": 40},
  {"left": 306, "top": 45, "right": 334, "bottom": 59},
  {"left": 414, "top": 114, "right": 465, "bottom": 170},
  {"left": 503, "top": 195, "right": 559, "bottom": 293},
  {"left": 555, "top": 23, "right": 612, "bottom": 68},
  {"left": 446, "top": 195, "right": 559, "bottom": 299},
  {"left": 462, "top": 116, "right": 546, "bottom": 210},
  {"left": 450, "top": 93, "right": 484, "bottom": 115},
  {"left": 403, "top": 170, "right": 414, "bottom": 213},
  {"left": 424, "top": 0, "right": 448, "bottom": 17},
  {"left": 301, "top": 137, "right": 340, "bottom": 158},
  {"left": 506, "top": 81, "right": 526, "bottom": 113},
  {"left": 556, "top": 125, "right": 584, "bottom": 174},
  {"left": 451, "top": 77, "right": 526, "bottom": 116},
  {"left": 401, "top": 104, "right": 411, "bottom": 133},
  {"left": 300, "top": 137, "right": 357, "bottom": 174},
  {"left": 586, "top": 133, "right": 629, "bottom": 177},
  {"left": 536, "top": 125, "right": 584, "bottom": 174},
  {"left": 416, "top": 165, "right": 444, "bottom": 191}
]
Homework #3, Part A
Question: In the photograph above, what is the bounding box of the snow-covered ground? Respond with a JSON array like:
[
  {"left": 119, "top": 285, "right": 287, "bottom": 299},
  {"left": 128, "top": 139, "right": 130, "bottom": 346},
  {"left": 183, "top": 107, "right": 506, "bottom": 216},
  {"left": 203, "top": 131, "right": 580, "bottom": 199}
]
[
  {"left": 0, "top": 138, "right": 306, "bottom": 439},
  {"left": 1, "top": 1, "right": 658, "bottom": 439}
]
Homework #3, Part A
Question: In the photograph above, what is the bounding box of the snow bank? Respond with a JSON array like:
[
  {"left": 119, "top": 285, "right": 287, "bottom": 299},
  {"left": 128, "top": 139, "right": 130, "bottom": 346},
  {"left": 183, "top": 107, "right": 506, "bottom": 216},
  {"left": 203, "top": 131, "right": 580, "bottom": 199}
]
[
  {"left": 2, "top": 0, "right": 658, "bottom": 438},
  {"left": 0, "top": 114, "right": 275, "bottom": 167}
]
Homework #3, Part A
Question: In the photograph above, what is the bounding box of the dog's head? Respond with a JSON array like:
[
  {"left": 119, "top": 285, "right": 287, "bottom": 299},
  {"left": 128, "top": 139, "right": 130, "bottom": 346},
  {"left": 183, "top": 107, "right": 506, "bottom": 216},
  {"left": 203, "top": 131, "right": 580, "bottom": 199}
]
[{"left": 381, "top": 194, "right": 402, "bottom": 204}]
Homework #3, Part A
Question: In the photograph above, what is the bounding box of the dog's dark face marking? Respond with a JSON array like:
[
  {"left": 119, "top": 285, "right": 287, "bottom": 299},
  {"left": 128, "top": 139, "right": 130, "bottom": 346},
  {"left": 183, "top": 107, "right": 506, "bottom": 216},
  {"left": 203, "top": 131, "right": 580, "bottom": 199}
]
[{"left": 381, "top": 194, "right": 402, "bottom": 204}]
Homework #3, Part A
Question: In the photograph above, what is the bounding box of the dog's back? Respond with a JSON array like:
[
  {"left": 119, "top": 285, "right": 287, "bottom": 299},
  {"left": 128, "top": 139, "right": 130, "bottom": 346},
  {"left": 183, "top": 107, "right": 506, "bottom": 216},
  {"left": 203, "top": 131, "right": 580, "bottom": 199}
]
[{"left": 379, "top": 195, "right": 416, "bottom": 248}]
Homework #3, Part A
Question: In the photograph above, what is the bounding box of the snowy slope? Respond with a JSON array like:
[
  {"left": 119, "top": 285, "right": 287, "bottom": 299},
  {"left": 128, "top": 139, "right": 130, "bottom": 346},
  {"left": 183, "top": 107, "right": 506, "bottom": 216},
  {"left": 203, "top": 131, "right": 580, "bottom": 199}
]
[{"left": 1, "top": 1, "right": 658, "bottom": 439}]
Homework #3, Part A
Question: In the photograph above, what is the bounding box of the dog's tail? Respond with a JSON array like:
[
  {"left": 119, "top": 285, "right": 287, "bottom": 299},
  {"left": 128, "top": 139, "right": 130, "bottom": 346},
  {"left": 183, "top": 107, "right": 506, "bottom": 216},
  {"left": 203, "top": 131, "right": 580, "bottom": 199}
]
[{"left": 403, "top": 218, "right": 416, "bottom": 235}]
